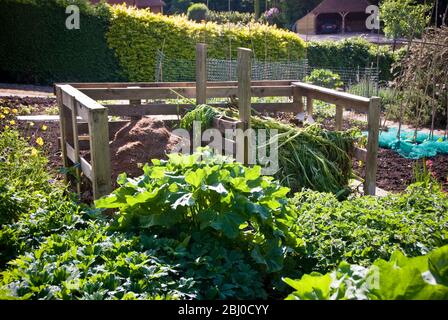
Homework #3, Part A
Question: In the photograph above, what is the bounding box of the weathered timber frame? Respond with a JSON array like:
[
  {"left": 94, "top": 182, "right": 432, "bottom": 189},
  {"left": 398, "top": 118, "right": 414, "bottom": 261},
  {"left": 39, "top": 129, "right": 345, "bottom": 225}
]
[{"left": 55, "top": 44, "right": 380, "bottom": 199}]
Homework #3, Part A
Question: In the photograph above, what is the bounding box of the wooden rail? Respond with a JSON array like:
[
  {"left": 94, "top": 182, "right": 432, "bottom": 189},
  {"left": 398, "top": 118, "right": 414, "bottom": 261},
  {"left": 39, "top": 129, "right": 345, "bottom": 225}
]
[
  {"left": 56, "top": 43, "right": 381, "bottom": 199},
  {"left": 55, "top": 84, "right": 112, "bottom": 199}
]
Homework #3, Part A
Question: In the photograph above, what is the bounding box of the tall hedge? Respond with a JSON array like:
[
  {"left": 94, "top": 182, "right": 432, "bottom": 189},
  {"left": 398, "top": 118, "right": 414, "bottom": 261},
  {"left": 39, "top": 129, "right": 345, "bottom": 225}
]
[
  {"left": 0, "top": 0, "right": 124, "bottom": 84},
  {"left": 106, "top": 5, "right": 307, "bottom": 81},
  {"left": 306, "top": 38, "right": 402, "bottom": 82}
]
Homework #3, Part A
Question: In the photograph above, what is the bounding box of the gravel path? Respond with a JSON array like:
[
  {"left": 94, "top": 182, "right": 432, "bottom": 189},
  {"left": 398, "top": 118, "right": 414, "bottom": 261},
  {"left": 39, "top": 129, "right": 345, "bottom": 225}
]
[{"left": 0, "top": 83, "right": 54, "bottom": 97}]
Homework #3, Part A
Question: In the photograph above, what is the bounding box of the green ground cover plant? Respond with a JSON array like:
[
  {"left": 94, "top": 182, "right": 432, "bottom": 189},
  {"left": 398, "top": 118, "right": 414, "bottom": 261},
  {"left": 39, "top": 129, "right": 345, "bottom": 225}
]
[
  {"left": 288, "top": 183, "right": 448, "bottom": 275},
  {"left": 0, "top": 130, "right": 84, "bottom": 267},
  {"left": 284, "top": 244, "right": 448, "bottom": 300},
  {"left": 1, "top": 127, "right": 447, "bottom": 300}
]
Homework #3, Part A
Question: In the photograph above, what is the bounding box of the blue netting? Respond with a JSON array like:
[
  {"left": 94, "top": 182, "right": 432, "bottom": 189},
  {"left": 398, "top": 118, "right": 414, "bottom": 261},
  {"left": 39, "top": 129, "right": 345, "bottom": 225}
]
[{"left": 366, "top": 127, "right": 448, "bottom": 159}]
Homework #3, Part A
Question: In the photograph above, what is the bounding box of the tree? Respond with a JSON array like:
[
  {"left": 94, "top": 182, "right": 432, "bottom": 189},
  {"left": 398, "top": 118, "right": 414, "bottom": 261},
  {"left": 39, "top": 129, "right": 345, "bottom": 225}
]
[
  {"left": 187, "top": 3, "right": 209, "bottom": 22},
  {"left": 380, "top": 0, "right": 431, "bottom": 50}
]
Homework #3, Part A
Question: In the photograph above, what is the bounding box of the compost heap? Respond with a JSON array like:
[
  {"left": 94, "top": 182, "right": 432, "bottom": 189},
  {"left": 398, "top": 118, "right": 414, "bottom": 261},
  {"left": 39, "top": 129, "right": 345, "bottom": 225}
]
[
  {"left": 109, "top": 118, "right": 181, "bottom": 183},
  {"left": 181, "top": 105, "right": 356, "bottom": 196}
]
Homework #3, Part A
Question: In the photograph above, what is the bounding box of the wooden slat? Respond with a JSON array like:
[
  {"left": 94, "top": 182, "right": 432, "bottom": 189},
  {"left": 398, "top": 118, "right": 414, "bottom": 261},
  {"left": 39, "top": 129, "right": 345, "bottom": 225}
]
[
  {"left": 71, "top": 98, "right": 82, "bottom": 195},
  {"left": 66, "top": 143, "right": 93, "bottom": 181},
  {"left": 107, "top": 104, "right": 193, "bottom": 116},
  {"left": 213, "top": 117, "right": 241, "bottom": 132},
  {"left": 67, "top": 80, "right": 294, "bottom": 89},
  {"left": 292, "top": 82, "right": 370, "bottom": 112},
  {"left": 80, "top": 157, "right": 93, "bottom": 181},
  {"left": 55, "top": 86, "right": 69, "bottom": 184},
  {"left": 354, "top": 147, "right": 367, "bottom": 161},
  {"left": 252, "top": 103, "right": 297, "bottom": 113},
  {"left": 78, "top": 120, "right": 129, "bottom": 139},
  {"left": 105, "top": 102, "right": 297, "bottom": 117},
  {"left": 80, "top": 87, "right": 197, "bottom": 100},
  {"left": 58, "top": 84, "right": 106, "bottom": 121},
  {"left": 80, "top": 85, "right": 294, "bottom": 101}
]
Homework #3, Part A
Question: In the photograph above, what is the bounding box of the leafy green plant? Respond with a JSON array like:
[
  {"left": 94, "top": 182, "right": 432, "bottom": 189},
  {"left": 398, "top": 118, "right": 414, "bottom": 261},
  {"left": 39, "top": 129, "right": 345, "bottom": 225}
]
[
  {"left": 288, "top": 183, "right": 448, "bottom": 275},
  {"left": 0, "top": 222, "right": 195, "bottom": 300},
  {"left": 96, "top": 149, "right": 295, "bottom": 275},
  {"left": 284, "top": 244, "right": 448, "bottom": 300},
  {"left": 304, "top": 69, "right": 343, "bottom": 89},
  {"left": 180, "top": 104, "right": 219, "bottom": 131}
]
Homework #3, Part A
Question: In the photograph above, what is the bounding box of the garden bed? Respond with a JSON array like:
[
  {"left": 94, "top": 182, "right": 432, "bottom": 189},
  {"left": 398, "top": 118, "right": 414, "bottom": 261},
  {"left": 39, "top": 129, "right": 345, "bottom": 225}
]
[{"left": 2, "top": 96, "right": 448, "bottom": 195}]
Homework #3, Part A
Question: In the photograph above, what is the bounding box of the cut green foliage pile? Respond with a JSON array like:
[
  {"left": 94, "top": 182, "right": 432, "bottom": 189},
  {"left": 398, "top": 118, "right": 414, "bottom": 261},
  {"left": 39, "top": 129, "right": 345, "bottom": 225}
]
[
  {"left": 284, "top": 244, "right": 448, "bottom": 300},
  {"left": 180, "top": 105, "right": 357, "bottom": 196}
]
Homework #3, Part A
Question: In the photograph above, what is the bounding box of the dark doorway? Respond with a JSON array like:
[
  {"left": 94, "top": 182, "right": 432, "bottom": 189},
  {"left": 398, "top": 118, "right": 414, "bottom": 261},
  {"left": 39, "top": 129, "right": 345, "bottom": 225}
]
[
  {"left": 345, "top": 12, "right": 370, "bottom": 32},
  {"left": 316, "top": 13, "right": 341, "bottom": 34}
]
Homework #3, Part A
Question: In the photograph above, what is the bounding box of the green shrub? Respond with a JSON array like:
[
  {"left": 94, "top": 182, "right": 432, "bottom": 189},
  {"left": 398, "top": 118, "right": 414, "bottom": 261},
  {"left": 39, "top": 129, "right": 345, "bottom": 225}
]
[
  {"left": 187, "top": 3, "right": 209, "bottom": 22},
  {"left": 206, "top": 10, "right": 255, "bottom": 25},
  {"left": 306, "top": 38, "right": 401, "bottom": 82},
  {"left": 107, "top": 5, "right": 306, "bottom": 81},
  {"left": 304, "top": 69, "right": 343, "bottom": 89},
  {"left": 288, "top": 183, "right": 448, "bottom": 276},
  {"left": 284, "top": 245, "right": 448, "bottom": 300},
  {"left": 0, "top": 130, "right": 84, "bottom": 266},
  {"left": 0, "top": 0, "right": 124, "bottom": 84}
]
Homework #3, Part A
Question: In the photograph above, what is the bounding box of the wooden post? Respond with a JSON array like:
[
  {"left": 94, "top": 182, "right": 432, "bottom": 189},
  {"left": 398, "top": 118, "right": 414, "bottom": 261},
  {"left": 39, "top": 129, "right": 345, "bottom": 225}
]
[
  {"left": 56, "top": 86, "right": 74, "bottom": 185},
  {"left": 88, "top": 108, "right": 112, "bottom": 199},
  {"left": 70, "top": 97, "right": 82, "bottom": 196},
  {"left": 237, "top": 47, "right": 252, "bottom": 164},
  {"left": 306, "top": 96, "right": 314, "bottom": 117},
  {"left": 293, "top": 86, "right": 304, "bottom": 113},
  {"left": 196, "top": 43, "right": 207, "bottom": 105},
  {"left": 365, "top": 97, "right": 381, "bottom": 196},
  {"left": 335, "top": 105, "right": 343, "bottom": 130},
  {"left": 129, "top": 86, "right": 142, "bottom": 121}
]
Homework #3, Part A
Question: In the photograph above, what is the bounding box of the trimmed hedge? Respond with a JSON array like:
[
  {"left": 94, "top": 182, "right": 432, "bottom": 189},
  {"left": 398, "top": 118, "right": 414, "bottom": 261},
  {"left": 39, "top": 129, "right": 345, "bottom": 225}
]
[
  {"left": 0, "top": 0, "right": 124, "bottom": 84},
  {"left": 106, "top": 5, "right": 307, "bottom": 81},
  {"left": 307, "top": 38, "right": 403, "bottom": 82},
  {"left": 0, "top": 1, "right": 400, "bottom": 84}
]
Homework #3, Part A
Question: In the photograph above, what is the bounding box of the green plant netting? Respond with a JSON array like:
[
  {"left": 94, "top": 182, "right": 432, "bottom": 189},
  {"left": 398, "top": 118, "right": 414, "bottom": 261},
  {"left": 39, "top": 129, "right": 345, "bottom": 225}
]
[{"left": 371, "top": 127, "right": 448, "bottom": 159}]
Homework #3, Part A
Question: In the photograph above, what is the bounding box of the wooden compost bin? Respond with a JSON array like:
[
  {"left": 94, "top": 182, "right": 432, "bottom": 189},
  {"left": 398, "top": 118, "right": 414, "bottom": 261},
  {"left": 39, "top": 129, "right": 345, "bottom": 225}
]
[{"left": 55, "top": 44, "right": 380, "bottom": 200}]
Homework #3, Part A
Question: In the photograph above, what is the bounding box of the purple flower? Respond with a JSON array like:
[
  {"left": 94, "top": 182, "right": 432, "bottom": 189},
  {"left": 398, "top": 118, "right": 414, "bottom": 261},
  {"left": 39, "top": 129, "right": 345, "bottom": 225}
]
[{"left": 265, "top": 7, "right": 280, "bottom": 19}]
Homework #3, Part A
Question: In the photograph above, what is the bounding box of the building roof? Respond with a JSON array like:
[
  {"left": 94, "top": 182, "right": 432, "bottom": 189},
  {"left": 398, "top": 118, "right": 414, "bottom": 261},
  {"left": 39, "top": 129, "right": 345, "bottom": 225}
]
[
  {"left": 312, "top": 0, "right": 372, "bottom": 14},
  {"left": 90, "top": 0, "right": 165, "bottom": 8}
]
